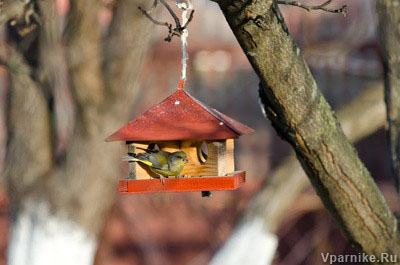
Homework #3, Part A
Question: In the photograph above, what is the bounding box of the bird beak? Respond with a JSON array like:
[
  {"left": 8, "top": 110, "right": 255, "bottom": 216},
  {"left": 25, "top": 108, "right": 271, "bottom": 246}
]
[{"left": 183, "top": 157, "right": 189, "bottom": 164}]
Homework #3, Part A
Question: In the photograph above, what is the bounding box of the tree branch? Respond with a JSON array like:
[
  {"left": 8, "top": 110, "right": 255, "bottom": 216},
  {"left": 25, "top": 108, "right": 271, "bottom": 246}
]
[
  {"left": 64, "top": 0, "right": 105, "bottom": 136},
  {"left": 211, "top": 82, "right": 387, "bottom": 265},
  {"left": 104, "top": 0, "right": 153, "bottom": 109},
  {"left": 57, "top": 0, "right": 154, "bottom": 234},
  {"left": 255, "top": 82, "right": 387, "bottom": 233},
  {"left": 217, "top": 0, "right": 400, "bottom": 259},
  {"left": 138, "top": 6, "right": 169, "bottom": 27},
  {"left": 62, "top": 0, "right": 117, "bottom": 234},
  {"left": 276, "top": 0, "right": 347, "bottom": 16},
  {"left": 36, "top": 0, "right": 74, "bottom": 160},
  {"left": 4, "top": 45, "right": 53, "bottom": 208},
  {"left": 160, "top": 0, "right": 181, "bottom": 28}
]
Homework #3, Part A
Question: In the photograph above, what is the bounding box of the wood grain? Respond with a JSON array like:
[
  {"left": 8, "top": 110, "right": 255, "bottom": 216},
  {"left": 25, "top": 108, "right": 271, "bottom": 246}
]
[
  {"left": 226, "top": 139, "right": 235, "bottom": 173},
  {"left": 126, "top": 140, "right": 236, "bottom": 179},
  {"left": 128, "top": 144, "right": 136, "bottom": 179}
]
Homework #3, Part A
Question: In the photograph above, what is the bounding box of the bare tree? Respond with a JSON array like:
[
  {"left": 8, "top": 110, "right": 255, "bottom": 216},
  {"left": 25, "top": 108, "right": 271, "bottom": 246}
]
[{"left": 1, "top": 0, "right": 153, "bottom": 264}]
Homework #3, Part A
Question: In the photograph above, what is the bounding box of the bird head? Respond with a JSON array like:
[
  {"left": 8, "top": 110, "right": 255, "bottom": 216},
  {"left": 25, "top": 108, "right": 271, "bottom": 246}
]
[{"left": 172, "top": 151, "right": 189, "bottom": 165}]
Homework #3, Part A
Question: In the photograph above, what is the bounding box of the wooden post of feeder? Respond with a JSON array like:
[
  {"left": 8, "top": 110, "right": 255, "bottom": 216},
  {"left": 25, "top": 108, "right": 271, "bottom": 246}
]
[
  {"left": 212, "top": 140, "right": 227, "bottom": 176},
  {"left": 128, "top": 143, "right": 136, "bottom": 179},
  {"left": 226, "top": 139, "right": 234, "bottom": 174}
]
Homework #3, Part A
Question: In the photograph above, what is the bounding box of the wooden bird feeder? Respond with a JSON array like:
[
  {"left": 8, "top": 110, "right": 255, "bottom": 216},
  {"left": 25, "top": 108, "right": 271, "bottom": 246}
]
[{"left": 106, "top": 89, "right": 254, "bottom": 194}]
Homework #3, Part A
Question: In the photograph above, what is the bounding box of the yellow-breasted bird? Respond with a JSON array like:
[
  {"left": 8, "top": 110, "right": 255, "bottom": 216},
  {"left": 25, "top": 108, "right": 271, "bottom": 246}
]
[{"left": 122, "top": 147, "right": 188, "bottom": 184}]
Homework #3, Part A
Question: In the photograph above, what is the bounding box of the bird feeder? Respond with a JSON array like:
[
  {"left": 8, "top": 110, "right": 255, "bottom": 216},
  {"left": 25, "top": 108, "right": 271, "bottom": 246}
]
[{"left": 106, "top": 88, "right": 254, "bottom": 194}]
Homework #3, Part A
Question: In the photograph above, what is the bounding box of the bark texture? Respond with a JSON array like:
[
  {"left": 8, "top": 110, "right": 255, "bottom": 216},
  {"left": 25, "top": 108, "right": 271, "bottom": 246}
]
[
  {"left": 376, "top": 0, "right": 400, "bottom": 193},
  {"left": 211, "top": 82, "right": 387, "bottom": 265},
  {"left": 3, "top": 0, "right": 153, "bottom": 236},
  {"left": 218, "top": 0, "right": 400, "bottom": 259},
  {"left": 210, "top": 83, "right": 385, "bottom": 265},
  {"left": 246, "top": 82, "right": 387, "bottom": 233}
]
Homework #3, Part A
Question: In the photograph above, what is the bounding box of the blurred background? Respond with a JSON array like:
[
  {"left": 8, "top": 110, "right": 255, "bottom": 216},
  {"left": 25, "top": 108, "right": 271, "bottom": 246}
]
[{"left": 0, "top": 0, "right": 395, "bottom": 264}]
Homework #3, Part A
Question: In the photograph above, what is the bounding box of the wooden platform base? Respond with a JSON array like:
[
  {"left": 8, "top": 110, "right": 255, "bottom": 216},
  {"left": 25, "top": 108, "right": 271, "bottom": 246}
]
[{"left": 119, "top": 171, "right": 245, "bottom": 194}]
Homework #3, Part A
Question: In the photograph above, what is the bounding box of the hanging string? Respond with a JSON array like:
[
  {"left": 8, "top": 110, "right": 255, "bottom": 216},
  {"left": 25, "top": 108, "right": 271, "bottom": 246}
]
[{"left": 176, "top": 0, "right": 193, "bottom": 90}]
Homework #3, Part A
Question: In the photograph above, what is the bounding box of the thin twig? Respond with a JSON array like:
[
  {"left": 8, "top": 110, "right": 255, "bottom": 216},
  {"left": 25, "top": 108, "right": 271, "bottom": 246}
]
[
  {"left": 318, "top": 0, "right": 332, "bottom": 7},
  {"left": 138, "top": 1, "right": 195, "bottom": 42},
  {"left": 276, "top": 0, "right": 347, "bottom": 16},
  {"left": 159, "top": 0, "right": 181, "bottom": 28},
  {"left": 147, "top": 0, "right": 158, "bottom": 14},
  {"left": 138, "top": 6, "right": 169, "bottom": 27}
]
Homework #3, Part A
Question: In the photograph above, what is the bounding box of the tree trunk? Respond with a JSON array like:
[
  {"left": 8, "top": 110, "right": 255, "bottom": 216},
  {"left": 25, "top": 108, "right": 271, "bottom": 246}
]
[
  {"left": 210, "top": 82, "right": 386, "bottom": 265},
  {"left": 216, "top": 0, "right": 400, "bottom": 260},
  {"left": 376, "top": 0, "right": 400, "bottom": 195},
  {"left": 2, "top": 0, "right": 153, "bottom": 264}
]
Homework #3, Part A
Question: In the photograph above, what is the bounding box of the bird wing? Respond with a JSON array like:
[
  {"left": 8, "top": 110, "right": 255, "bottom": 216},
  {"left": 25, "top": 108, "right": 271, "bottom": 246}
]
[{"left": 134, "top": 151, "right": 169, "bottom": 170}]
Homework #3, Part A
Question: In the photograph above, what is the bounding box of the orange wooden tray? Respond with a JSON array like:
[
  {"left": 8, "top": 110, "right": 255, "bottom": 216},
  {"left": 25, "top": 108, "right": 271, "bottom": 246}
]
[{"left": 119, "top": 171, "right": 245, "bottom": 194}]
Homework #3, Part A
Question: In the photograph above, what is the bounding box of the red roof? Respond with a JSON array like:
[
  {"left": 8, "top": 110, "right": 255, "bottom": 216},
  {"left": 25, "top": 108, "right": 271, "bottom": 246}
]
[{"left": 106, "top": 89, "right": 254, "bottom": 141}]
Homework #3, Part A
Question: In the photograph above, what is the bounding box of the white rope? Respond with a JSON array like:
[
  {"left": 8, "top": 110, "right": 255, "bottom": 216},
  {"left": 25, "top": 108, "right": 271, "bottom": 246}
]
[{"left": 176, "top": 0, "right": 193, "bottom": 82}]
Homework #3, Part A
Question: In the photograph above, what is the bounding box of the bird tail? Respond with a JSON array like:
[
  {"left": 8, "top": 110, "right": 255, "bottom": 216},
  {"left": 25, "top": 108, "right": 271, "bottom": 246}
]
[
  {"left": 121, "top": 155, "right": 138, "bottom": 162},
  {"left": 122, "top": 155, "right": 154, "bottom": 167}
]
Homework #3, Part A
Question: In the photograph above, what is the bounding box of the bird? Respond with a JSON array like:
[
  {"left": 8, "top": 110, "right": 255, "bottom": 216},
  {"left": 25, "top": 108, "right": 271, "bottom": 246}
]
[{"left": 122, "top": 147, "right": 189, "bottom": 185}]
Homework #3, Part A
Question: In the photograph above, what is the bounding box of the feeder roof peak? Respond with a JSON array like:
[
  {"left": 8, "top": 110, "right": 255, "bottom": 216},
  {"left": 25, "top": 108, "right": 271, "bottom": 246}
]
[{"left": 106, "top": 89, "right": 254, "bottom": 141}]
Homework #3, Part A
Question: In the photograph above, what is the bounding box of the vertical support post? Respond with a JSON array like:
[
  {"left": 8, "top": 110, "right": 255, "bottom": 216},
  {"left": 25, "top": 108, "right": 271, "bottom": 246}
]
[
  {"left": 128, "top": 143, "right": 136, "bottom": 179},
  {"left": 226, "top": 139, "right": 235, "bottom": 173},
  {"left": 212, "top": 140, "right": 227, "bottom": 176}
]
